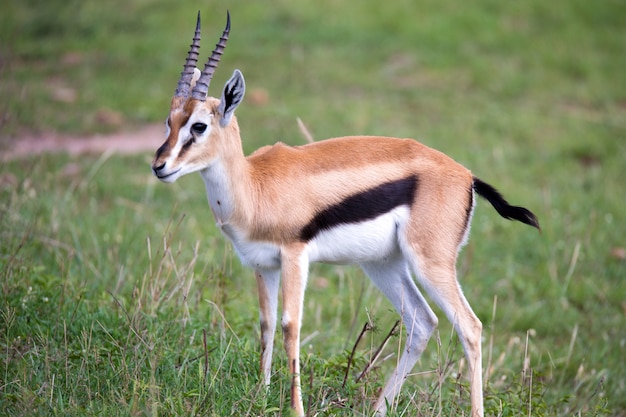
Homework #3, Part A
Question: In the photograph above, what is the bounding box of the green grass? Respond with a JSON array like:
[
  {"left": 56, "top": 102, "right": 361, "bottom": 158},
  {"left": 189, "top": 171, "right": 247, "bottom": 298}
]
[{"left": 1, "top": 0, "right": 625, "bottom": 416}]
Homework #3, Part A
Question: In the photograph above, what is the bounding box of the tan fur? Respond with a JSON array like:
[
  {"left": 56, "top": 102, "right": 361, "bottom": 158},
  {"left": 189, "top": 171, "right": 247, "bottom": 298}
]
[
  {"left": 146, "top": 17, "right": 530, "bottom": 416},
  {"left": 151, "top": 68, "right": 538, "bottom": 417},
  {"left": 225, "top": 135, "right": 472, "bottom": 244}
]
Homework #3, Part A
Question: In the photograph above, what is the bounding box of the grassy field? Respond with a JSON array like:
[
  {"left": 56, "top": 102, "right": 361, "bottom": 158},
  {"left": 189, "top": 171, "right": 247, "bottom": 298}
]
[{"left": 1, "top": 0, "right": 625, "bottom": 415}]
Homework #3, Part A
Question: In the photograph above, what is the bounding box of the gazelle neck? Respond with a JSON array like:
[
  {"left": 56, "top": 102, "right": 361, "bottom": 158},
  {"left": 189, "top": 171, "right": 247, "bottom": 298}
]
[{"left": 199, "top": 133, "right": 251, "bottom": 228}]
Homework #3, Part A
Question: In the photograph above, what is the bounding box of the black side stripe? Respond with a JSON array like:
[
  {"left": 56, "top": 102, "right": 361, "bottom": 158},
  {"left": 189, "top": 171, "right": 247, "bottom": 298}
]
[{"left": 299, "top": 175, "right": 418, "bottom": 241}]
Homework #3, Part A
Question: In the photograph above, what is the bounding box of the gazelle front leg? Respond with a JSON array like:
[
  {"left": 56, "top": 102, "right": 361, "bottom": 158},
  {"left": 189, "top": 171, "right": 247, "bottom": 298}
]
[
  {"left": 255, "top": 269, "right": 280, "bottom": 386},
  {"left": 280, "top": 244, "right": 309, "bottom": 417}
]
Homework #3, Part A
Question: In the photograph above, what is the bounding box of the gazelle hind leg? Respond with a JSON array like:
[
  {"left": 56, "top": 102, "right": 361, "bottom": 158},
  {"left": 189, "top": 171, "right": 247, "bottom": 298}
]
[
  {"left": 360, "top": 255, "right": 438, "bottom": 415},
  {"left": 411, "top": 257, "right": 484, "bottom": 417}
]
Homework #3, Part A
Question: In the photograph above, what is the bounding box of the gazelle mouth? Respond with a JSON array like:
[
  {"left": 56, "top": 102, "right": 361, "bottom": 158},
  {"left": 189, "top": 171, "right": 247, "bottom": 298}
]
[{"left": 155, "top": 168, "right": 181, "bottom": 180}]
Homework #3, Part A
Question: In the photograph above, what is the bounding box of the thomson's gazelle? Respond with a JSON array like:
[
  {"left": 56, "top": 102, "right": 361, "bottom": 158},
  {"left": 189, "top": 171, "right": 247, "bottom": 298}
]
[{"left": 151, "top": 12, "right": 540, "bottom": 417}]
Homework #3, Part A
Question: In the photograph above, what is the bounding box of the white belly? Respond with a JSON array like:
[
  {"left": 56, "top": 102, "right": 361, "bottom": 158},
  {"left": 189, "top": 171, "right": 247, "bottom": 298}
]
[{"left": 306, "top": 206, "right": 408, "bottom": 264}]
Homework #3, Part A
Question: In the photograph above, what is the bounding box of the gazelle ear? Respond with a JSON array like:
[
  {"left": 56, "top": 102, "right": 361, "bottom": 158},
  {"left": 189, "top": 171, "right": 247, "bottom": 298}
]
[{"left": 218, "top": 69, "right": 245, "bottom": 127}]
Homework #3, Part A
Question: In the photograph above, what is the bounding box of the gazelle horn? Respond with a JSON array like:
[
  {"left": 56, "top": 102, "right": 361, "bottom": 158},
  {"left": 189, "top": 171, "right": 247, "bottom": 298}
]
[
  {"left": 174, "top": 11, "right": 202, "bottom": 98},
  {"left": 191, "top": 10, "right": 230, "bottom": 101}
]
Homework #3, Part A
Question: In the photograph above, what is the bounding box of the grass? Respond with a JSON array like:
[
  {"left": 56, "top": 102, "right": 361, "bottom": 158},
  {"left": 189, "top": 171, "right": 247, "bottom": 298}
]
[{"left": 1, "top": 0, "right": 625, "bottom": 415}]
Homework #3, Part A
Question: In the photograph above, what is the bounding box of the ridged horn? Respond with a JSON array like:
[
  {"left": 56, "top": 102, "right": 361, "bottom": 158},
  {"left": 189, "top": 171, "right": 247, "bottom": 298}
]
[
  {"left": 174, "top": 11, "right": 202, "bottom": 98},
  {"left": 191, "top": 10, "right": 230, "bottom": 101}
]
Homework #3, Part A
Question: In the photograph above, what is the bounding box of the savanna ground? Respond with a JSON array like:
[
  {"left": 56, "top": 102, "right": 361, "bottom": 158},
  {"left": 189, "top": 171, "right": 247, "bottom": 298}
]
[{"left": 1, "top": 0, "right": 625, "bottom": 416}]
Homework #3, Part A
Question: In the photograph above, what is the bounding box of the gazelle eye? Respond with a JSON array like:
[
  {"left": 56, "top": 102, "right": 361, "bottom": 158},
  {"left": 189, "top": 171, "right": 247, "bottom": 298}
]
[{"left": 191, "top": 122, "right": 207, "bottom": 134}]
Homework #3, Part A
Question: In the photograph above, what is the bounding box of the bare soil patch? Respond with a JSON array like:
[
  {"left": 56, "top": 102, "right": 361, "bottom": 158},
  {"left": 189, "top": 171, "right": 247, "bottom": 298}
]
[{"left": 1, "top": 124, "right": 164, "bottom": 161}]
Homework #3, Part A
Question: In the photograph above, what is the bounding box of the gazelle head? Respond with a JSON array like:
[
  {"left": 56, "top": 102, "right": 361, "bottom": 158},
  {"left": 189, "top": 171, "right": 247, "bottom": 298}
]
[{"left": 152, "top": 11, "right": 245, "bottom": 183}]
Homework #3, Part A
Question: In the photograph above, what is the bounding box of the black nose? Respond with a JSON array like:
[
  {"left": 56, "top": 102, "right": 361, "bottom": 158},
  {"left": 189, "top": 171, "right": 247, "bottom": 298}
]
[{"left": 152, "top": 162, "right": 165, "bottom": 174}]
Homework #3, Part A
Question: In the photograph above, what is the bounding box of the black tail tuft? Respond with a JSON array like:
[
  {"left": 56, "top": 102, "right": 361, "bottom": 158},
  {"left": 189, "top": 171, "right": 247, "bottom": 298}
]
[{"left": 473, "top": 177, "right": 540, "bottom": 231}]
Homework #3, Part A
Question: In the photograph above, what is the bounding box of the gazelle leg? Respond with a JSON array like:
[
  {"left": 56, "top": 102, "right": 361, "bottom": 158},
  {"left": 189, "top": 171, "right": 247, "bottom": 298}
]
[
  {"left": 255, "top": 269, "right": 280, "bottom": 386},
  {"left": 280, "top": 246, "right": 308, "bottom": 417},
  {"left": 361, "top": 255, "right": 438, "bottom": 415},
  {"left": 413, "top": 258, "right": 484, "bottom": 417}
]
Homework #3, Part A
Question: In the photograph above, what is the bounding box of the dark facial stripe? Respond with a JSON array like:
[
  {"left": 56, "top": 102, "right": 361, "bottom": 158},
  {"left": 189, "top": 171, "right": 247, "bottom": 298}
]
[
  {"left": 155, "top": 141, "right": 170, "bottom": 160},
  {"left": 299, "top": 175, "right": 418, "bottom": 241},
  {"left": 179, "top": 136, "right": 194, "bottom": 157}
]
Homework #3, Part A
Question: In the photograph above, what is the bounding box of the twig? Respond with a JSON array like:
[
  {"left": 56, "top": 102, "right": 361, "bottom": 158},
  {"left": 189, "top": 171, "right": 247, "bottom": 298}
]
[
  {"left": 297, "top": 117, "right": 315, "bottom": 143},
  {"left": 356, "top": 320, "right": 400, "bottom": 382},
  {"left": 343, "top": 321, "right": 373, "bottom": 388}
]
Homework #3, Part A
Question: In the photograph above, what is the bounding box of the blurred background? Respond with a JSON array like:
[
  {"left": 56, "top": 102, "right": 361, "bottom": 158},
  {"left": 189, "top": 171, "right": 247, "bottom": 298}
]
[{"left": 3, "top": 0, "right": 623, "bottom": 143}]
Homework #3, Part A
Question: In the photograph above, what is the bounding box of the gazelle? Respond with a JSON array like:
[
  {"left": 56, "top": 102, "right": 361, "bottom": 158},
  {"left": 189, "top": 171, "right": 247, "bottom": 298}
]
[{"left": 151, "top": 12, "right": 540, "bottom": 417}]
